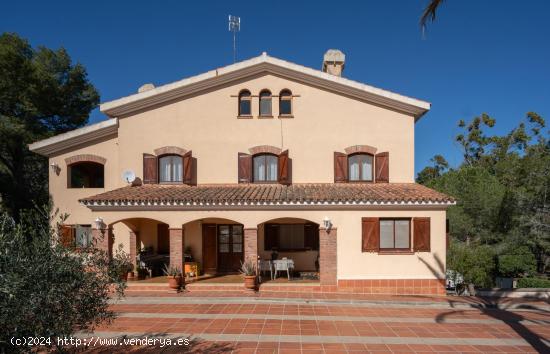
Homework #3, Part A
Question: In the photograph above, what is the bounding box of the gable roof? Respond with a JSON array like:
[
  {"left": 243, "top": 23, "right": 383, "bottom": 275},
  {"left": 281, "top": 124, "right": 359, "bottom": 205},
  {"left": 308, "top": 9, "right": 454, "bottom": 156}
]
[{"left": 101, "top": 52, "right": 431, "bottom": 119}]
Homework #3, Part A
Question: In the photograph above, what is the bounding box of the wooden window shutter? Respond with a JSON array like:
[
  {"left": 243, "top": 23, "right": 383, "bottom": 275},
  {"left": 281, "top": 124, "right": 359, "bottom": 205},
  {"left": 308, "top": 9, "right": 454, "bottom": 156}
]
[
  {"left": 375, "top": 152, "right": 389, "bottom": 183},
  {"left": 334, "top": 152, "right": 348, "bottom": 183},
  {"left": 60, "top": 225, "right": 75, "bottom": 248},
  {"left": 264, "top": 224, "right": 279, "bottom": 250},
  {"left": 304, "top": 223, "right": 319, "bottom": 250},
  {"left": 413, "top": 217, "right": 431, "bottom": 252},
  {"left": 278, "top": 150, "right": 291, "bottom": 185},
  {"left": 182, "top": 150, "right": 196, "bottom": 185},
  {"left": 143, "top": 153, "right": 158, "bottom": 184},
  {"left": 238, "top": 153, "right": 252, "bottom": 183},
  {"left": 361, "top": 217, "right": 379, "bottom": 252}
]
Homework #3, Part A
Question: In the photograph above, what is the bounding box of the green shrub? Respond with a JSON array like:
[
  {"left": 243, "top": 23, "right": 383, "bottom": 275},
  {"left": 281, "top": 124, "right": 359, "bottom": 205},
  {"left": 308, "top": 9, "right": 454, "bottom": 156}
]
[
  {"left": 0, "top": 209, "right": 125, "bottom": 351},
  {"left": 498, "top": 246, "right": 537, "bottom": 277},
  {"left": 447, "top": 242, "right": 496, "bottom": 289},
  {"left": 517, "top": 277, "right": 550, "bottom": 288}
]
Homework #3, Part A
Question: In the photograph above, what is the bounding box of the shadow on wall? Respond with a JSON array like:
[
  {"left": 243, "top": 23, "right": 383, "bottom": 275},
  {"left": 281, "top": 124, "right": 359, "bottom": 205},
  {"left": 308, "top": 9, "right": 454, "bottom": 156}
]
[{"left": 418, "top": 253, "right": 549, "bottom": 353}]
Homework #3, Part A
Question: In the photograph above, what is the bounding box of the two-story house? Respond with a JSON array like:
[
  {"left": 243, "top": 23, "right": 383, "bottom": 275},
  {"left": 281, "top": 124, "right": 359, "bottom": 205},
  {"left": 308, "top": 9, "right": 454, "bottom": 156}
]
[{"left": 29, "top": 50, "right": 454, "bottom": 295}]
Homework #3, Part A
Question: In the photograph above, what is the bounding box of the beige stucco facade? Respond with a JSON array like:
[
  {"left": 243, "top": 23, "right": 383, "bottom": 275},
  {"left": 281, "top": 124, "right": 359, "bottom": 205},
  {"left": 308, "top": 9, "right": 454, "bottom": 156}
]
[{"left": 31, "top": 53, "right": 450, "bottom": 294}]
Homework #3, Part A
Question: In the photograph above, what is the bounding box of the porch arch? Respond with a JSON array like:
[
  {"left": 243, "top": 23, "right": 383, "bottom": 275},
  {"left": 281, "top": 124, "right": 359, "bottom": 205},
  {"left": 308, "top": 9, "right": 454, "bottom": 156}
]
[
  {"left": 257, "top": 217, "right": 320, "bottom": 277},
  {"left": 108, "top": 217, "right": 171, "bottom": 273},
  {"left": 182, "top": 217, "right": 246, "bottom": 275}
]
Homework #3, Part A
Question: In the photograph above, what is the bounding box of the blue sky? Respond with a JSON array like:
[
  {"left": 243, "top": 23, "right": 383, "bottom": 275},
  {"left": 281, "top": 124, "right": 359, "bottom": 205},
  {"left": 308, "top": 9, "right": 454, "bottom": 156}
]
[{"left": 2, "top": 0, "right": 549, "bottom": 175}]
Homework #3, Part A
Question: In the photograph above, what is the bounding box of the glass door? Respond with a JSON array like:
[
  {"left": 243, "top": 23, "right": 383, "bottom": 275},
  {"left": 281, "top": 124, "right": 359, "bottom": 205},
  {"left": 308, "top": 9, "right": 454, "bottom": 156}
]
[{"left": 217, "top": 225, "right": 244, "bottom": 272}]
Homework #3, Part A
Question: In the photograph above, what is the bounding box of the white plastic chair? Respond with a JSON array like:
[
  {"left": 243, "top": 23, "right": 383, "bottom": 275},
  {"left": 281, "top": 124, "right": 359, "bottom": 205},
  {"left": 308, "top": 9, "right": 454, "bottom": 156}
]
[{"left": 258, "top": 259, "right": 273, "bottom": 282}]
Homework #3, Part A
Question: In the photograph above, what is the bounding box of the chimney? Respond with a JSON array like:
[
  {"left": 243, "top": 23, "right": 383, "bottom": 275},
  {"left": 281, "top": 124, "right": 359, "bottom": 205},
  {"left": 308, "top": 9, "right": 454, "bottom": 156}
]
[
  {"left": 138, "top": 83, "right": 155, "bottom": 93},
  {"left": 322, "top": 49, "right": 346, "bottom": 77}
]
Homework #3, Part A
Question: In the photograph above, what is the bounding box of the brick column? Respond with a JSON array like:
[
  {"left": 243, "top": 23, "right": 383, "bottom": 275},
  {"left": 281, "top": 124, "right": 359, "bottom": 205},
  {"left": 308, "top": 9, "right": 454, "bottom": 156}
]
[
  {"left": 319, "top": 227, "right": 337, "bottom": 286},
  {"left": 92, "top": 227, "right": 113, "bottom": 259},
  {"left": 129, "top": 231, "right": 140, "bottom": 267},
  {"left": 169, "top": 228, "right": 184, "bottom": 271},
  {"left": 244, "top": 228, "right": 258, "bottom": 263}
]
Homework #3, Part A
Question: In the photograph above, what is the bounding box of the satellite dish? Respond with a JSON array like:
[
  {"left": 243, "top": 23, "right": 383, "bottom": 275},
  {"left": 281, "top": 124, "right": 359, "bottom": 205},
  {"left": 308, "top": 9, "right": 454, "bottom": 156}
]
[{"left": 122, "top": 170, "right": 136, "bottom": 184}]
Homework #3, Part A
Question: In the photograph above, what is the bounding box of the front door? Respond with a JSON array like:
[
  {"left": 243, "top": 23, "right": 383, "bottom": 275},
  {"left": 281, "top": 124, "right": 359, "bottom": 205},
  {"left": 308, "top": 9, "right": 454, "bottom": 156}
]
[{"left": 217, "top": 225, "right": 243, "bottom": 272}]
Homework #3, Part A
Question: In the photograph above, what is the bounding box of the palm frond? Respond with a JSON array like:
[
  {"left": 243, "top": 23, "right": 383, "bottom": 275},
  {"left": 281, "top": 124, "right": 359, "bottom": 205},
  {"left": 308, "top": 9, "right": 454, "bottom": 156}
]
[{"left": 420, "top": 0, "right": 446, "bottom": 32}]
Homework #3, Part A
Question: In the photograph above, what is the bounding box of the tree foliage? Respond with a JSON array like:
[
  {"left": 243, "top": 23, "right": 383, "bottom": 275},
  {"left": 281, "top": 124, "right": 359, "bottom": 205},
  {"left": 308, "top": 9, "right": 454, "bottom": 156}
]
[
  {"left": 0, "top": 32, "right": 99, "bottom": 218},
  {"left": 0, "top": 207, "right": 125, "bottom": 351},
  {"left": 418, "top": 112, "right": 550, "bottom": 284}
]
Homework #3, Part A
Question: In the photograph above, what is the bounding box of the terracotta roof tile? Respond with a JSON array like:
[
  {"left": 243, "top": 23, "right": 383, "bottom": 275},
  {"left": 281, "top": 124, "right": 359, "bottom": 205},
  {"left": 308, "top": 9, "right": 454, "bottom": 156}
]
[{"left": 79, "top": 183, "right": 455, "bottom": 207}]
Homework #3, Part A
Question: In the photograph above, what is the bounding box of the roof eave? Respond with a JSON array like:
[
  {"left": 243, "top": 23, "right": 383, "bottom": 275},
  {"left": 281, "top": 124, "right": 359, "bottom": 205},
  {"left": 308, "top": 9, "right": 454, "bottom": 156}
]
[
  {"left": 100, "top": 54, "right": 431, "bottom": 119},
  {"left": 28, "top": 119, "right": 118, "bottom": 157}
]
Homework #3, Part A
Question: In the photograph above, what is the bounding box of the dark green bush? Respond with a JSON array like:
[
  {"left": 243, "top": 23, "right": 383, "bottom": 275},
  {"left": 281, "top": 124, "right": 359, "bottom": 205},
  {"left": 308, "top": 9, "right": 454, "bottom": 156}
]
[
  {"left": 0, "top": 209, "right": 125, "bottom": 351},
  {"left": 517, "top": 277, "right": 550, "bottom": 288}
]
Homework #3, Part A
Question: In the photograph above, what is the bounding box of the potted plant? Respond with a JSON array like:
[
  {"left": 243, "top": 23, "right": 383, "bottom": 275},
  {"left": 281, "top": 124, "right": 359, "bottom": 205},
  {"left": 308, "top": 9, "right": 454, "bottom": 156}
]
[
  {"left": 111, "top": 244, "right": 133, "bottom": 281},
  {"left": 240, "top": 259, "right": 257, "bottom": 290},
  {"left": 163, "top": 264, "right": 183, "bottom": 290}
]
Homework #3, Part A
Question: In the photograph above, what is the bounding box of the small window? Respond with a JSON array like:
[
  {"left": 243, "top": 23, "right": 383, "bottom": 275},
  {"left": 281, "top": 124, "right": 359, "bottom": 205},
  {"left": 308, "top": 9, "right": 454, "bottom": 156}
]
[
  {"left": 159, "top": 155, "right": 182, "bottom": 183},
  {"left": 380, "top": 219, "right": 410, "bottom": 250},
  {"left": 75, "top": 225, "right": 92, "bottom": 248},
  {"left": 253, "top": 154, "right": 278, "bottom": 182},
  {"left": 68, "top": 162, "right": 104, "bottom": 188},
  {"left": 348, "top": 153, "right": 373, "bottom": 182},
  {"left": 259, "top": 90, "right": 272, "bottom": 116},
  {"left": 238, "top": 90, "right": 251, "bottom": 116},
  {"left": 279, "top": 90, "right": 292, "bottom": 116}
]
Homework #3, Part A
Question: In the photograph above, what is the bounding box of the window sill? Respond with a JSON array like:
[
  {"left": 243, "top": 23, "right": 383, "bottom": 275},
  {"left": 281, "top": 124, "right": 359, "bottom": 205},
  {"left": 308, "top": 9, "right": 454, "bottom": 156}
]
[
  {"left": 258, "top": 115, "right": 274, "bottom": 119},
  {"left": 159, "top": 181, "right": 183, "bottom": 185},
  {"left": 278, "top": 114, "right": 294, "bottom": 119},
  {"left": 378, "top": 250, "right": 414, "bottom": 255},
  {"left": 237, "top": 115, "right": 253, "bottom": 119},
  {"left": 268, "top": 249, "right": 317, "bottom": 252}
]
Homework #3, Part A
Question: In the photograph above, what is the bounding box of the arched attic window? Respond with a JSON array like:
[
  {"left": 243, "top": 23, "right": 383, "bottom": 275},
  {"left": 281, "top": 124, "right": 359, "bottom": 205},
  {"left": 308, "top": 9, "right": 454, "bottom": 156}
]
[
  {"left": 259, "top": 90, "right": 272, "bottom": 117},
  {"left": 279, "top": 89, "right": 292, "bottom": 116},
  {"left": 238, "top": 90, "right": 251, "bottom": 116}
]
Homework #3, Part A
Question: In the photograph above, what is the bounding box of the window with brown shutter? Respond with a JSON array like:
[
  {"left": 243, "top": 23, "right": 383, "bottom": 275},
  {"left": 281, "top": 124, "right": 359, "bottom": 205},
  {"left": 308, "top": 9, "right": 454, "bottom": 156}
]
[
  {"left": 238, "top": 153, "right": 252, "bottom": 183},
  {"left": 182, "top": 150, "right": 196, "bottom": 185},
  {"left": 375, "top": 152, "right": 389, "bottom": 183},
  {"left": 143, "top": 153, "right": 158, "bottom": 184},
  {"left": 334, "top": 152, "right": 348, "bottom": 183},
  {"left": 361, "top": 217, "right": 379, "bottom": 252},
  {"left": 60, "top": 225, "right": 75, "bottom": 248},
  {"left": 278, "top": 150, "right": 291, "bottom": 185},
  {"left": 413, "top": 217, "right": 431, "bottom": 252}
]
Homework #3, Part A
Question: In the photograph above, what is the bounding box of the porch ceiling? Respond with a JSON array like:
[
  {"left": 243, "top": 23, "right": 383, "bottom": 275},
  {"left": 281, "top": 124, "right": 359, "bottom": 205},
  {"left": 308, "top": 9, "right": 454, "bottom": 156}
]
[{"left": 79, "top": 183, "right": 455, "bottom": 208}]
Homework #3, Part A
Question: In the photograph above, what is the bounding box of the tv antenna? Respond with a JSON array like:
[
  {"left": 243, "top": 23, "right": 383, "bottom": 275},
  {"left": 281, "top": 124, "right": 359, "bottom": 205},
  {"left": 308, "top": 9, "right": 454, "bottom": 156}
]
[{"left": 228, "top": 15, "right": 240, "bottom": 63}]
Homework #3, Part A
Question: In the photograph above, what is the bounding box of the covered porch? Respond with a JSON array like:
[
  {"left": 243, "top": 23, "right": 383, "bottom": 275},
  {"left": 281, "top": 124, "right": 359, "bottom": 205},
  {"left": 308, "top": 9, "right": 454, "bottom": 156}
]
[{"left": 97, "top": 215, "right": 332, "bottom": 284}]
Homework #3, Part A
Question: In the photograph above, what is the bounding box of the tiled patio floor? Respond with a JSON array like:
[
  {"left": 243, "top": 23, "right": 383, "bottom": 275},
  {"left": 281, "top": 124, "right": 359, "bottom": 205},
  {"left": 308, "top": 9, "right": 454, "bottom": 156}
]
[{"left": 80, "top": 291, "right": 550, "bottom": 353}]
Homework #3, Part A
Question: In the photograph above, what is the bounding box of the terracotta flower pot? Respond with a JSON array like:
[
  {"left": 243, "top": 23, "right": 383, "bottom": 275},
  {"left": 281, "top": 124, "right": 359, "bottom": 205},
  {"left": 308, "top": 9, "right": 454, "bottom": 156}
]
[
  {"left": 244, "top": 275, "right": 256, "bottom": 290},
  {"left": 168, "top": 276, "right": 183, "bottom": 290},
  {"left": 127, "top": 272, "right": 136, "bottom": 281},
  {"left": 120, "top": 271, "right": 129, "bottom": 281}
]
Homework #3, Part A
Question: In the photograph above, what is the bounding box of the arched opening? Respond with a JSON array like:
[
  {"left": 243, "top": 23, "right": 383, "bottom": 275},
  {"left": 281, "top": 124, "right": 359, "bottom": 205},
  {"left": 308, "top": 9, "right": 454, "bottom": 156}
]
[
  {"left": 259, "top": 89, "right": 272, "bottom": 116},
  {"left": 279, "top": 89, "right": 292, "bottom": 116},
  {"left": 258, "top": 217, "right": 320, "bottom": 282},
  {"left": 109, "top": 217, "right": 171, "bottom": 279},
  {"left": 238, "top": 89, "right": 251, "bottom": 116},
  {"left": 68, "top": 161, "right": 104, "bottom": 188},
  {"left": 182, "top": 217, "right": 245, "bottom": 277}
]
